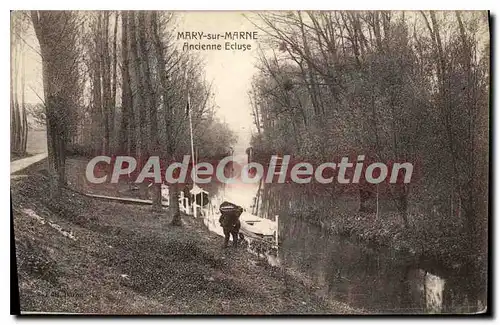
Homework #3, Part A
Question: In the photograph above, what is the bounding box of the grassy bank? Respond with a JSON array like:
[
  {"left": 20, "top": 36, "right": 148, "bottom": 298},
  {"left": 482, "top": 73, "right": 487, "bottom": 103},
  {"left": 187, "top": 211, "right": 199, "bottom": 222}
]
[{"left": 11, "top": 171, "right": 358, "bottom": 314}]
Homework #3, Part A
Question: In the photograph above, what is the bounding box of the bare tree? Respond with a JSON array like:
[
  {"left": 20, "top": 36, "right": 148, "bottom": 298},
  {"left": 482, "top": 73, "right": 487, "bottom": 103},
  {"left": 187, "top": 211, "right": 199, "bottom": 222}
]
[
  {"left": 31, "top": 10, "right": 82, "bottom": 197},
  {"left": 10, "top": 12, "right": 29, "bottom": 156}
]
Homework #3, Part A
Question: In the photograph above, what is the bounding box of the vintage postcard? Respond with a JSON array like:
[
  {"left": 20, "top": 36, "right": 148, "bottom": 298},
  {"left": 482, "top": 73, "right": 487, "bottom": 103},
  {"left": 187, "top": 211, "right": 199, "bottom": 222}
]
[{"left": 10, "top": 10, "right": 490, "bottom": 315}]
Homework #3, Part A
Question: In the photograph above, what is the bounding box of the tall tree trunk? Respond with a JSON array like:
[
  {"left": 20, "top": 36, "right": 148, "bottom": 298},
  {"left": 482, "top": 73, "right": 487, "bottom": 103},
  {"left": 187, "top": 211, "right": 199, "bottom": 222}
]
[
  {"left": 138, "top": 12, "right": 161, "bottom": 211},
  {"left": 12, "top": 29, "right": 23, "bottom": 154},
  {"left": 128, "top": 12, "right": 148, "bottom": 198},
  {"left": 20, "top": 47, "right": 27, "bottom": 154},
  {"left": 170, "top": 183, "right": 182, "bottom": 226},
  {"left": 10, "top": 26, "right": 17, "bottom": 154},
  {"left": 102, "top": 12, "right": 111, "bottom": 155},
  {"left": 31, "top": 11, "right": 78, "bottom": 198},
  {"left": 151, "top": 12, "right": 181, "bottom": 217},
  {"left": 119, "top": 11, "right": 132, "bottom": 155},
  {"left": 92, "top": 14, "right": 103, "bottom": 155},
  {"left": 110, "top": 11, "right": 118, "bottom": 140}
]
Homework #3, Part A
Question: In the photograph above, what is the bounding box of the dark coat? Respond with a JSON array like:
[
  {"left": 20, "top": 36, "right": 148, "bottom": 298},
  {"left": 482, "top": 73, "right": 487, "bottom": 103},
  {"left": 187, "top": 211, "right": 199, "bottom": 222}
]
[{"left": 219, "top": 201, "right": 243, "bottom": 230}]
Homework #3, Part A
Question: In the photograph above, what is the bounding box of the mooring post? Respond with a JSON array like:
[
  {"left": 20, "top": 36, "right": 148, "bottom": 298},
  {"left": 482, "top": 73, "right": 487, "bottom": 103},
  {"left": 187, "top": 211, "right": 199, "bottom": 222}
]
[
  {"left": 201, "top": 191, "right": 204, "bottom": 217},
  {"left": 179, "top": 190, "right": 185, "bottom": 214},
  {"left": 275, "top": 214, "right": 279, "bottom": 247}
]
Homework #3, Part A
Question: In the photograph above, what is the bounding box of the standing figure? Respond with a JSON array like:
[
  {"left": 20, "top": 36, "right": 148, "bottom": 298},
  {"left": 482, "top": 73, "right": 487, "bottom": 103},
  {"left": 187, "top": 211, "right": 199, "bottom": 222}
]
[{"left": 219, "top": 201, "right": 243, "bottom": 248}]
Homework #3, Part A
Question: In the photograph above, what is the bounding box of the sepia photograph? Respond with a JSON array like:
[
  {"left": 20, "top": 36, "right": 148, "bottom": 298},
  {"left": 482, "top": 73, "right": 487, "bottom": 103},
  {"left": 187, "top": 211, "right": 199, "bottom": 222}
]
[{"left": 9, "top": 9, "right": 490, "bottom": 315}]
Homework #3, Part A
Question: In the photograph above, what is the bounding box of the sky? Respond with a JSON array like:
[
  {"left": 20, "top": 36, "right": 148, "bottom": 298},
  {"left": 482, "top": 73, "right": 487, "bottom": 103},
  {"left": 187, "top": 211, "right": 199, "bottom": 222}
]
[{"left": 175, "top": 12, "right": 262, "bottom": 154}]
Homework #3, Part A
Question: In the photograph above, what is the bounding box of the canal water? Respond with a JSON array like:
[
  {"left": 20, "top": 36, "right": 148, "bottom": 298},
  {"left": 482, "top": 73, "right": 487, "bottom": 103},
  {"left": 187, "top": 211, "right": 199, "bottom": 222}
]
[{"left": 200, "top": 153, "right": 486, "bottom": 314}]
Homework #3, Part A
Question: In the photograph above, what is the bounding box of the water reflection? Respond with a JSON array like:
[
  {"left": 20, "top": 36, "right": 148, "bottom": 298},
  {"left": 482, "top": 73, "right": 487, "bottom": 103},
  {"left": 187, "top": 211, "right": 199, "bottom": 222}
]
[{"left": 425, "top": 272, "right": 445, "bottom": 313}]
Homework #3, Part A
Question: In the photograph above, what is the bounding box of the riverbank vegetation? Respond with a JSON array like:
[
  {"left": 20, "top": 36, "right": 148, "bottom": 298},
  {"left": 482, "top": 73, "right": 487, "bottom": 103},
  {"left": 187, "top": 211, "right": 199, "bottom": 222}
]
[{"left": 247, "top": 11, "right": 489, "bottom": 286}]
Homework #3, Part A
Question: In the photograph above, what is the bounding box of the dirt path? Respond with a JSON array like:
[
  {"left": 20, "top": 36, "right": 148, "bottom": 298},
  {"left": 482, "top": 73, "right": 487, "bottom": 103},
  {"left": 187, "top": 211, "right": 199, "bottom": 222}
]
[
  {"left": 11, "top": 170, "right": 360, "bottom": 315},
  {"left": 10, "top": 153, "right": 48, "bottom": 174}
]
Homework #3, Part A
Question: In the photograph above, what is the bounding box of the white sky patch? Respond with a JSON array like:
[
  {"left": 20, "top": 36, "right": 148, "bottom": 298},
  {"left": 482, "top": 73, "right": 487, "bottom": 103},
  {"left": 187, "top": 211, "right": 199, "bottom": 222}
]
[{"left": 175, "top": 12, "right": 262, "bottom": 154}]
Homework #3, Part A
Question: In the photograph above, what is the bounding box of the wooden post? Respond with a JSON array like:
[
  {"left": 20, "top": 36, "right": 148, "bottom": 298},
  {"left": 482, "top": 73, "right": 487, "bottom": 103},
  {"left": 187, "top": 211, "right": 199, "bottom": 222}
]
[
  {"left": 200, "top": 191, "right": 204, "bottom": 217},
  {"left": 179, "top": 190, "right": 184, "bottom": 213},
  {"left": 275, "top": 214, "right": 279, "bottom": 247},
  {"left": 193, "top": 193, "right": 197, "bottom": 218}
]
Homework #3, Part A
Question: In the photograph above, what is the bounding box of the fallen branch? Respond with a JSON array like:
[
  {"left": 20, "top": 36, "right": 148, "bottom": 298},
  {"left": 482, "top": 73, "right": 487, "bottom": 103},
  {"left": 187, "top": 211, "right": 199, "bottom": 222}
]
[{"left": 83, "top": 193, "right": 169, "bottom": 207}]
